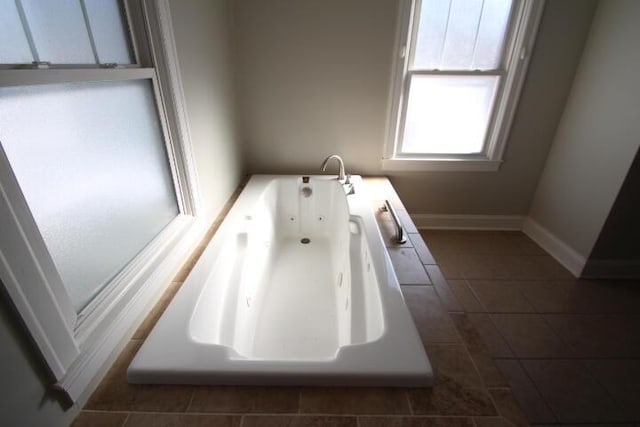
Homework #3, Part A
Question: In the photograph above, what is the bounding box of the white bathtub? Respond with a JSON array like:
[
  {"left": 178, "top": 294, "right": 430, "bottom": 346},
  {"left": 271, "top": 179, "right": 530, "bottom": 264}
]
[{"left": 128, "top": 175, "right": 433, "bottom": 386}]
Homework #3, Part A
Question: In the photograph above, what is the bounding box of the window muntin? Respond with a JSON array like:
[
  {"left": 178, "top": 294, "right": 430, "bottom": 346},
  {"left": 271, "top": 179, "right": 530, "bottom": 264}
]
[
  {"left": 1, "top": 0, "right": 134, "bottom": 66},
  {"left": 0, "top": 0, "right": 33, "bottom": 63},
  {"left": 83, "top": 0, "right": 134, "bottom": 64},
  {"left": 387, "top": 0, "right": 543, "bottom": 169}
]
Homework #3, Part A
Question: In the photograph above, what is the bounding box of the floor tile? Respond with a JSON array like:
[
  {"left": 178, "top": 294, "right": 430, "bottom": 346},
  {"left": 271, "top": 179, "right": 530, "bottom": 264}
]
[
  {"left": 86, "top": 381, "right": 194, "bottom": 412},
  {"left": 468, "top": 352, "right": 508, "bottom": 389},
  {"left": 466, "top": 281, "right": 535, "bottom": 313},
  {"left": 573, "top": 279, "right": 640, "bottom": 313},
  {"left": 402, "top": 286, "right": 461, "bottom": 343},
  {"left": 467, "top": 314, "right": 513, "bottom": 358},
  {"left": 71, "top": 411, "right": 128, "bottom": 427},
  {"left": 425, "top": 266, "right": 462, "bottom": 312},
  {"left": 454, "top": 232, "right": 532, "bottom": 256},
  {"left": 243, "top": 415, "right": 356, "bottom": 427},
  {"left": 85, "top": 341, "right": 194, "bottom": 412},
  {"left": 188, "top": 386, "right": 299, "bottom": 413},
  {"left": 410, "top": 233, "right": 437, "bottom": 265},
  {"left": 518, "top": 280, "right": 640, "bottom": 314},
  {"left": 449, "top": 314, "right": 508, "bottom": 388},
  {"left": 583, "top": 359, "right": 640, "bottom": 419},
  {"left": 123, "top": 413, "right": 240, "bottom": 427},
  {"left": 358, "top": 416, "right": 473, "bottom": 427},
  {"left": 488, "top": 389, "right": 530, "bottom": 427},
  {"left": 447, "top": 280, "right": 485, "bottom": 312},
  {"left": 457, "top": 255, "right": 513, "bottom": 280},
  {"left": 544, "top": 314, "right": 640, "bottom": 357},
  {"left": 521, "top": 359, "right": 627, "bottom": 423},
  {"left": 407, "top": 384, "right": 497, "bottom": 416},
  {"left": 494, "top": 360, "right": 556, "bottom": 423},
  {"left": 299, "top": 387, "right": 410, "bottom": 415},
  {"left": 499, "top": 255, "right": 574, "bottom": 281},
  {"left": 432, "top": 253, "right": 465, "bottom": 280},
  {"left": 472, "top": 416, "right": 512, "bottom": 427},
  {"left": 426, "top": 344, "right": 483, "bottom": 388},
  {"left": 449, "top": 314, "right": 486, "bottom": 355},
  {"left": 516, "top": 280, "right": 581, "bottom": 313},
  {"left": 490, "top": 314, "right": 573, "bottom": 358},
  {"left": 503, "top": 232, "right": 547, "bottom": 256},
  {"left": 419, "top": 230, "right": 460, "bottom": 257},
  {"left": 389, "top": 248, "right": 432, "bottom": 285}
]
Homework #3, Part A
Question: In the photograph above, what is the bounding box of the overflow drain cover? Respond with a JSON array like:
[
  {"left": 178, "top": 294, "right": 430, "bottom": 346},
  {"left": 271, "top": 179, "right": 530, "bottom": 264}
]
[{"left": 301, "top": 238, "right": 311, "bottom": 244}]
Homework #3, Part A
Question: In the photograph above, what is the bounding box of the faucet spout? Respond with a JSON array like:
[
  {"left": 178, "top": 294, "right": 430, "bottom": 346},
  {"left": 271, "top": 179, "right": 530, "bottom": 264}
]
[{"left": 320, "top": 154, "right": 346, "bottom": 182}]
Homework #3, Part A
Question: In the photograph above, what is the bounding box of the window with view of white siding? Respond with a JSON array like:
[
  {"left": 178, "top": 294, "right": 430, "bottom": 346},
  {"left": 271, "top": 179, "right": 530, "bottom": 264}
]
[{"left": 384, "top": 0, "right": 545, "bottom": 171}]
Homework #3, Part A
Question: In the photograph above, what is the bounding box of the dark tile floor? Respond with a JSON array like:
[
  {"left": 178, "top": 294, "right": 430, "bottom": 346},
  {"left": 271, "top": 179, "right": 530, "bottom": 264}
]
[
  {"left": 72, "top": 181, "right": 640, "bottom": 426},
  {"left": 421, "top": 230, "right": 640, "bottom": 425}
]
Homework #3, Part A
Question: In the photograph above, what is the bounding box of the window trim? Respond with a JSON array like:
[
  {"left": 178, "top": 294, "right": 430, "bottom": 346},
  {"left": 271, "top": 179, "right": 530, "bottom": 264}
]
[
  {"left": 0, "top": 0, "right": 205, "bottom": 402},
  {"left": 383, "top": 0, "right": 545, "bottom": 172}
]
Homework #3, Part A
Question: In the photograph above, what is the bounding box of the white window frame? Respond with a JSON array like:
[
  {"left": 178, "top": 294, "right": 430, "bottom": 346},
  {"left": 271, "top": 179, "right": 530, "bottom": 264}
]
[
  {"left": 383, "top": 0, "right": 545, "bottom": 172},
  {"left": 0, "top": 0, "right": 205, "bottom": 402}
]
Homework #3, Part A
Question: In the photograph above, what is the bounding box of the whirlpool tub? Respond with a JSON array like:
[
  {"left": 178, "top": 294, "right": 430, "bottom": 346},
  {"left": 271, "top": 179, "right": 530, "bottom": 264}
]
[{"left": 128, "top": 175, "right": 433, "bottom": 386}]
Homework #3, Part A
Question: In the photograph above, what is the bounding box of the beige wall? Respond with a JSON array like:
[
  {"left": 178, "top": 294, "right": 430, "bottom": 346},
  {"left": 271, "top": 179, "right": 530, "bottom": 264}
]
[
  {"left": 234, "top": 0, "right": 397, "bottom": 176},
  {"left": 233, "top": 0, "right": 597, "bottom": 215},
  {"left": 170, "top": 0, "right": 244, "bottom": 223},
  {"left": 528, "top": 0, "right": 640, "bottom": 258}
]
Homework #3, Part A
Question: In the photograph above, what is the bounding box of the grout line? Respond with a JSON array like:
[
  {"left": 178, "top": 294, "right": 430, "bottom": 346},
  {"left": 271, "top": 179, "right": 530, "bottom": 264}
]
[
  {"left": 405, "top": 388, "right": 414, "bottom": 415},
  {"left": 185, "top": 387, "right": 196, "bottom": 413},
  {"left": 460, "top": 337, "right": 489, "bottom": 389},
  {"left": 120, "top": 412, "right": 131, "bottom": 427},
  {"left": 539, "top": 314, "right": 578, "bottom": 358},
  {"left": 514, "top": 358, "right": 559, "bottom": 424},
  {"left": 483, "top": 312, "right": 517, "bottom": 358}
]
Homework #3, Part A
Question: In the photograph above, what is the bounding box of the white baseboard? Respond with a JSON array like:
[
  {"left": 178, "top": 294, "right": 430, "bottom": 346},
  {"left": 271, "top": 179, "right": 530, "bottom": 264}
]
[
  {"left": 581, "top": 259, "right": 640, "bottom": 279},
  {"left": 412, "top": 214, "right": 525, "bottom": 230},
  {"left": 521, "top": 217, "right": 586, "bottom": 277}
]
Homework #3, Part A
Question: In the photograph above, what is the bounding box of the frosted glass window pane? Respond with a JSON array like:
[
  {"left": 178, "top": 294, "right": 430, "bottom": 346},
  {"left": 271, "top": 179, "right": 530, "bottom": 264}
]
[
  {"left": 472, "top": 0, "right": 513, "bottom": 69},
  {"left": 0, "top": 80, "right": 179, "bottom": 311},
  {"left": 401, "top": 75, "right": 498, "bottom": 154},
  {"left": 85, "top": 0, "right": 133, "bottom": 64},
  {"left": 21, "top": 0, "right": 94, "bottom": 64},
  {"left": 413, "top": 0, "right": 512, "bottom": 70},
  {"left": 0, "top": 0, "right": 34, "bottom": 63}
]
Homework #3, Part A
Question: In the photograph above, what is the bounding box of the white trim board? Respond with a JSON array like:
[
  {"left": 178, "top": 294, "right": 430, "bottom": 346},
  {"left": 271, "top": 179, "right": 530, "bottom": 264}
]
[
  {"left": 412, "top": 214, "right": 525, "bottom": 230},
  {"left": 521, "top": 218, "right": 586, "bottom": 277}
]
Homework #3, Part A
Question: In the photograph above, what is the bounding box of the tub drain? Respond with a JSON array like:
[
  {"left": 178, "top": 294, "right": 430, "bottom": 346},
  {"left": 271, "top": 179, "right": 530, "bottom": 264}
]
[{"left": 300, "top": 238, "right": 311, "bottom": 244}]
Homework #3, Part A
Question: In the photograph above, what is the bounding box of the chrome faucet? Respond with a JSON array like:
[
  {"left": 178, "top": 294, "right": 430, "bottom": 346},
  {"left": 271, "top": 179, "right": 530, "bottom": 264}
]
[
  {"left": 321, "top": 154, "right": 347, "bottom": 183},
  {"left": 320, "top": 154, "right": 354, "bottom": 195}
]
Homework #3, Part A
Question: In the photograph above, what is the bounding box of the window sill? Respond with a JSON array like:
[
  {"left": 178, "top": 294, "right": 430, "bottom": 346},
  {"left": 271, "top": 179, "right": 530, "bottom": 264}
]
[{"left": 381, "top": 157, "right": 502, "bottom": 172}]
